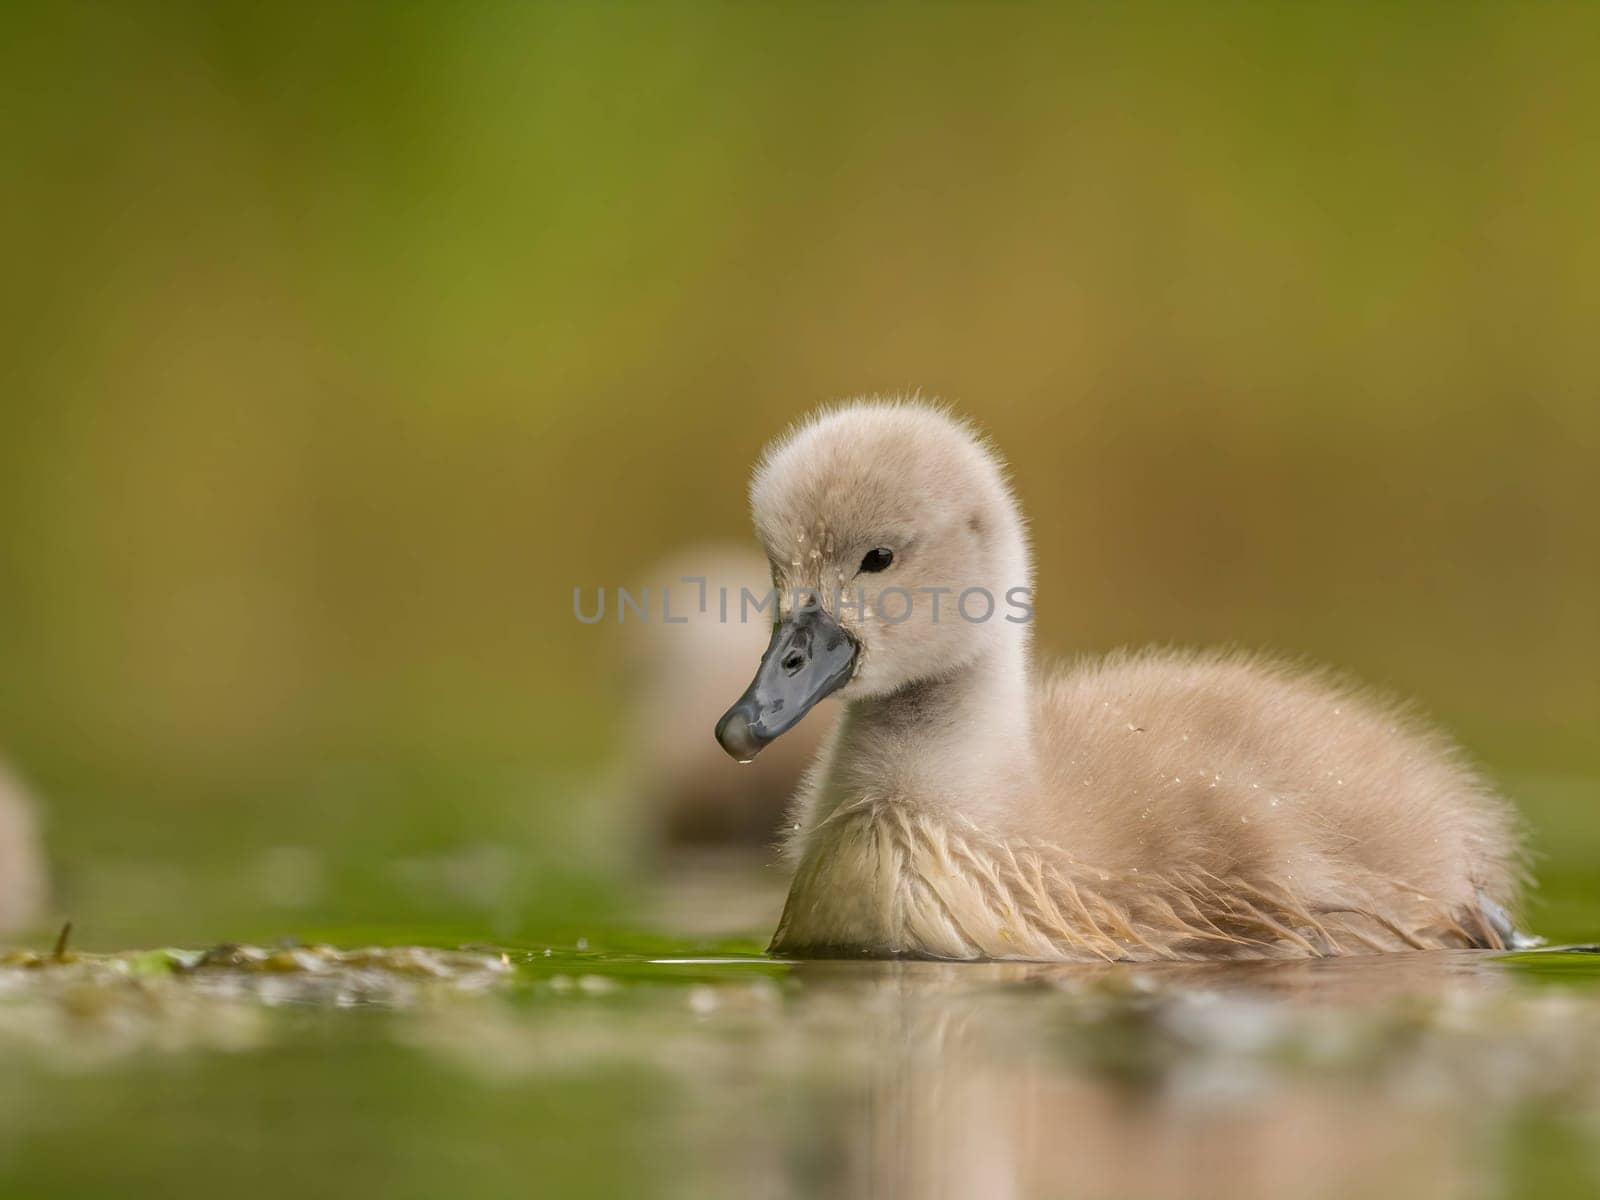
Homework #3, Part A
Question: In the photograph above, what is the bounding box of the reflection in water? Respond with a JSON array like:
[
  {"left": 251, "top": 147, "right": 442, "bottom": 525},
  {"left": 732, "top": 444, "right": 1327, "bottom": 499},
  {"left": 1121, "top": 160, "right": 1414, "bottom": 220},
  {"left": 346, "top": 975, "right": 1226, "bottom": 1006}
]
[
  {"left": 763, "top": 956, "right": 1506, "bottom": 1200},
  {"left": 405, "top": 950, "right": 1599, "bottom": 1200},
  {"left": 4, "top": 936, "right": 1600, "bottom": 1198}
]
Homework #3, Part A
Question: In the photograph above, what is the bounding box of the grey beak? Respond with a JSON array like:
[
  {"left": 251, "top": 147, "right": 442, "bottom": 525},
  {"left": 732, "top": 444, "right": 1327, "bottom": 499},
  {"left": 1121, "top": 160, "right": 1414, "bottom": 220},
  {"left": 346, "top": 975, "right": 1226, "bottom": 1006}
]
[{"left": 714, "top": 606, "right": 858, "bottom": 761}]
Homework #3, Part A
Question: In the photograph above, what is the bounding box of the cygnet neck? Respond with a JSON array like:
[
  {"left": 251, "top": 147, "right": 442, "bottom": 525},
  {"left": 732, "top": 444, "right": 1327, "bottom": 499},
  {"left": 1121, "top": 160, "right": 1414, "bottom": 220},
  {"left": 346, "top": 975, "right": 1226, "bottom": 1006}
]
[{"left": 837, "top": 630, "right": 1036, "bottom": 815}]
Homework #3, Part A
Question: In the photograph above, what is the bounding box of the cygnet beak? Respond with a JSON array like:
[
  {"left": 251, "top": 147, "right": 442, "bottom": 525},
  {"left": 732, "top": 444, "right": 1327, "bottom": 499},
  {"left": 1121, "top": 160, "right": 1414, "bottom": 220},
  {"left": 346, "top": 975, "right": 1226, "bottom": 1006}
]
[{"left": 714, "top": 606, "right": 857, "bottom": 762}]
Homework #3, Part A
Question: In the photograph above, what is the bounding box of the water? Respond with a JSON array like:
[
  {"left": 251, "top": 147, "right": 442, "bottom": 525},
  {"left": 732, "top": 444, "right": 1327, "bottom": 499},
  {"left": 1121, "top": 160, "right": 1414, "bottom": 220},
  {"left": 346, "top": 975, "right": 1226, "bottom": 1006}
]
[{"left": 3, "top": 890, "right": 1600, "bottom": 1198}]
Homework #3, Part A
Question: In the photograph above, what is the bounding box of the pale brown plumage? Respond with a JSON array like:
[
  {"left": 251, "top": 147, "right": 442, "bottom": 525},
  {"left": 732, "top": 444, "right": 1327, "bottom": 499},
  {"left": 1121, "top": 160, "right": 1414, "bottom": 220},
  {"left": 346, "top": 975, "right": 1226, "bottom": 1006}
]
[{"left": 736, "top": 399, "right": 1526, "bottom": 961}]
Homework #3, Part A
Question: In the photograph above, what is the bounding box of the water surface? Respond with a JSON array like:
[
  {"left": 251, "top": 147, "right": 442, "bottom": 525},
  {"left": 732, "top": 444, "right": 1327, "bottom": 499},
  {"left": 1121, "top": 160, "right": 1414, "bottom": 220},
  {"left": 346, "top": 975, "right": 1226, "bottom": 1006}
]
[{"left": 3, "top": 887, "right": 1599, "bottom": 1199}]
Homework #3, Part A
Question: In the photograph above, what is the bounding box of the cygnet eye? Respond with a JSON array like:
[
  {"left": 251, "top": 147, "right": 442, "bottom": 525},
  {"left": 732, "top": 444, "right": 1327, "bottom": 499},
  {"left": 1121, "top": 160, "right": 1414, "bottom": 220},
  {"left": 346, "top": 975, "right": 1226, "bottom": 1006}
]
[{"left": 858, "top": 547, "right": 895, "bottom": 574}]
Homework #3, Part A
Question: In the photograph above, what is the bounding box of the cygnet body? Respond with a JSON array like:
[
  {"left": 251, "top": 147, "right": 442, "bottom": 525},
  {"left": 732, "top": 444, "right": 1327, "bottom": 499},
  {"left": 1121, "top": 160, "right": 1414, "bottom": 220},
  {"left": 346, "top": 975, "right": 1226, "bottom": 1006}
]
[{"left": 714, "top": 401, "right": 1525, "bottom": 961}]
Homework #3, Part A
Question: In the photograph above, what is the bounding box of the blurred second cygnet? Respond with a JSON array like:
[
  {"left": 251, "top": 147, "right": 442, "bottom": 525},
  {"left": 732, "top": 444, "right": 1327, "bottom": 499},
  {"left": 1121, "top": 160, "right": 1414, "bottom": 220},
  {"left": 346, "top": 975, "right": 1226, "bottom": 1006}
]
[
  {"left": 0, "top": 762, "right": 47, "bottom": 934},
  {"left": 624, "top": 544, "right": 836, "bottom": 847}
]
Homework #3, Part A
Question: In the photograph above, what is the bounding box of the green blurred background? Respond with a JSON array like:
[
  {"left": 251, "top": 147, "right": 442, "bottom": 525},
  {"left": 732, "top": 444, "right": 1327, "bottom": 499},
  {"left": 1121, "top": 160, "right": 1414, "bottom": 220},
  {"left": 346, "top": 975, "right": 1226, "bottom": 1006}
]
[{"left": 1, "top": 2, "right": 1596, "bottom": 947}]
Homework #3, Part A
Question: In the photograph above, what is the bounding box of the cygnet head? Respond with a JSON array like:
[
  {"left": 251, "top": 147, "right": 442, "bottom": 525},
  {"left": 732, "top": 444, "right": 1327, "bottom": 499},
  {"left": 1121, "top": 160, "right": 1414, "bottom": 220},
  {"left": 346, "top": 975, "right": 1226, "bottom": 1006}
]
[{"left": 715, "top": 400, "right": 1031, "bottom": 761}]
